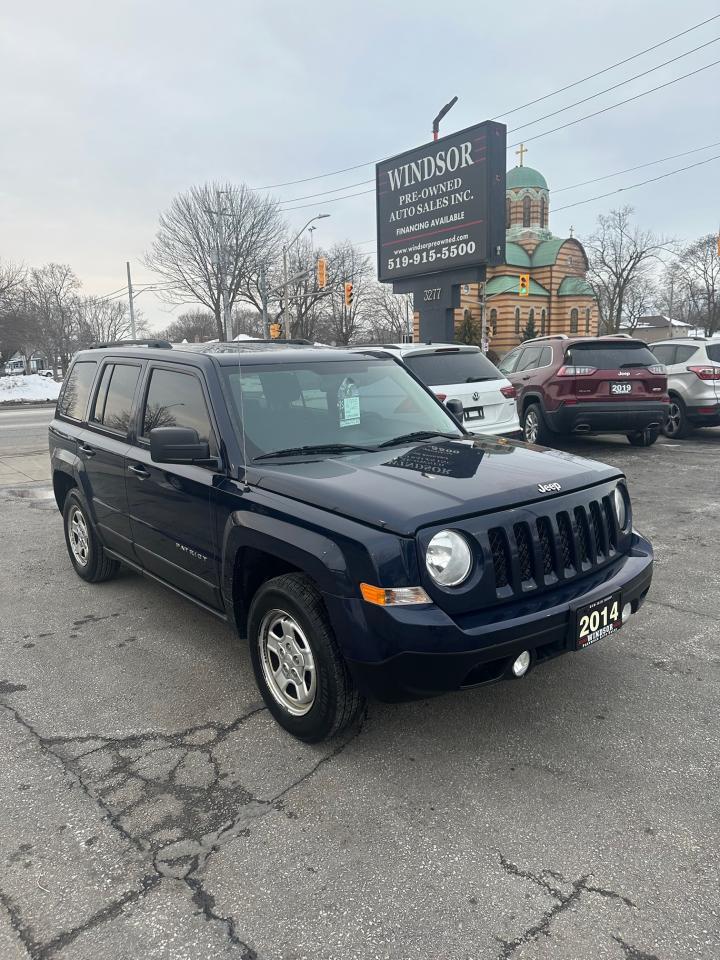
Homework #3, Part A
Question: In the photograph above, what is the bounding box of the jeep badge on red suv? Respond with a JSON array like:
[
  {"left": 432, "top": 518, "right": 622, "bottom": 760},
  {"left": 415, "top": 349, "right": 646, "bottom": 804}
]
[{"left": 498, "top": 335, "right": 669, "bottom": 447}]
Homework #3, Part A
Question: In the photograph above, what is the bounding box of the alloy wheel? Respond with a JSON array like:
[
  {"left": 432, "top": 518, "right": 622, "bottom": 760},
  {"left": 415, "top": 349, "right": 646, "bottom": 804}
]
[
  {"left": 524, "top": 410, "right": 539, "bottom": 443},
  {"left": 69, "top": 506, "right": 90, "bottom": 566},
  {"left": 258, "top": 610, "right": 317, "bottom": 716},
  {"left": 665, "top": 401, "right": 682, "bottom": 437}
]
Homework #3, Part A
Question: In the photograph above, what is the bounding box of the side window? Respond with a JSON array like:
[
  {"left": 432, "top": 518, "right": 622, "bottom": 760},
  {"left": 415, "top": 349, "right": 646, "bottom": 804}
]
[
  {"left": 516, "top": 346, "right": 543, "bottom": 371},
  {"left": 650, "top": 345, "right": 676, "bottom": 365},
  {"left": 499, "top": 349, "right": 521, "bottom": 375},
  {"left": 91, "top": 363, "right": 140, "bottom": 435},
  {"left": 141, "top": 368, "right": 217, "bottom": 454},
  {"left": 539, "top": 345, "right": 552, "bottom": 367},
  {"left": 674, "top": 345, "right": 698, "bottom": 363},
  {"left": 58, "top": 361, "right": 97, "bottom": 421}
]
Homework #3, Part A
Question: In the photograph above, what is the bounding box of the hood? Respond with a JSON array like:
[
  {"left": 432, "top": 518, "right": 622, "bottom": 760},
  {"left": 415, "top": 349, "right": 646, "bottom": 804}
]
[{"left": 249, "top": 436, "right": 622, "bottom": 536}]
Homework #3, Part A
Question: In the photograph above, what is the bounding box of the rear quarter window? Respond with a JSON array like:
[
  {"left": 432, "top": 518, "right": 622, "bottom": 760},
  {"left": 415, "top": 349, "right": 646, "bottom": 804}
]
[
  {"left": 57, "top": 361, "right": 97, "bottom": 421},
  {"left": 705, "top": 344, "right": 720, "bottom": 363}
]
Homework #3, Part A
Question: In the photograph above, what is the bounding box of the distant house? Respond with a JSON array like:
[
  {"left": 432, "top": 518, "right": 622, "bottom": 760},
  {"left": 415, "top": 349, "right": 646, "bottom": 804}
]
[
  {"left": 2, "top": 351, "right": 50, "bottom": 375},
  {"left": 619, "top": 315, "right": 696, "bottom": 344}
]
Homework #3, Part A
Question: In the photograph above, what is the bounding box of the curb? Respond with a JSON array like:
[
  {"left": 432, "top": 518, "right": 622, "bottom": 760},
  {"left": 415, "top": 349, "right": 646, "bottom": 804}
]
[{"left": 0, "top": 400, "right": 58, "bottom": 408}]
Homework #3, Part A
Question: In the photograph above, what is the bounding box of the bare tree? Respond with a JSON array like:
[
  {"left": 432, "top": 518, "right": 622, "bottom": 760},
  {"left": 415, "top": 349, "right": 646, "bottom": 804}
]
[
  {"left": 319, "top": 241, "right": 373, "bottom": 345},
  {"left": 145, "top": 182, "right": 286, "bottom": 341},
  {"left": 76, "top": 297, "right": 148, "bottom": 346},
  {"left": 159, "top": 308, "right": 217, "bottom": 343},
  {"left": 361, "top": 282, "right": 413, "bottom": 342},
  {"left": 583, "top": 206, "right": 670, "bottom": 333},
  {"left": 26, "top": 263, "right": 81, "bottom": 372},
  {"left": 0, "top": 288, "right": 43, "bottom": 373},
  {"left": 675, "top": 234, "right": 720, "bottom": 335},
  {"left": 0, "top": 260, "right": 26, "bottom": 306},
  {"left": 620, "top": 275, "right": 657, "bottom": 330}
]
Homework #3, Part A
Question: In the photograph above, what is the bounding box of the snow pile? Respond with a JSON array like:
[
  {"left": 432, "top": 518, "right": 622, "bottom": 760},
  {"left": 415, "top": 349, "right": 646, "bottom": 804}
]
[{"left": 0, "top": 374, "right": 61, "bottom": 403}]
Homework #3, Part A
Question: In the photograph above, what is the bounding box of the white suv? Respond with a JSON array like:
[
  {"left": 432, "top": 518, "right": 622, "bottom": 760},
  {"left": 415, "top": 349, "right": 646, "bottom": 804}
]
[
  {"left": 352, "top": 343, "right": 520, "bottom": 436},
  {"left": 650, "top": 337, "right": 720, "bottom": 438}
]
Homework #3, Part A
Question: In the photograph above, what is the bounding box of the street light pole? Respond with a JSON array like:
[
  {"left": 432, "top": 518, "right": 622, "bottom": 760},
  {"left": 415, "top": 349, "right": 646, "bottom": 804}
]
[
  {"left": 432, "top": 96, "right": 458, "bottom": 141},
  {"left": 282, "top": 213, "right": 330, "bottom": 339}
]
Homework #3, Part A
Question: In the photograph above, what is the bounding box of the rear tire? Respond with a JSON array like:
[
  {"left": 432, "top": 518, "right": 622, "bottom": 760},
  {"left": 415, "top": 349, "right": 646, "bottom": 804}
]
[
  {"left": 662, "top": 397, "right": 692, "bottom": 439},
  {"left": 247, "top": 573, "right": 365, "bottom": 742},
  {"left": 522, "top": 403, "right": 551, "bottom": 446},
  {"left": 63, "top": 490, "right": 120, "bottom": 583},
  {"left": 627, "top": 426, "right": 660, "bottom": 447}
]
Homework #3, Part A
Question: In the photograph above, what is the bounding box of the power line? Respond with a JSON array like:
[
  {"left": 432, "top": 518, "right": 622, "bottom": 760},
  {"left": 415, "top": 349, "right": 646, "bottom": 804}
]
[
  {"left": 253, "top": 14, "right": 720, "bottom": 192},
  {"left": 508, "top": 35, "right": 720, "bottom": 135},
  {"left": 507, "top": 57, "right": 720, "bottom": 149},
  {"left": 281, "top": 188, "right": 376, "bottom": 212},
  {"left": 491, "top": 12, "right": 720, "bottom": 120},
  {"left": 553, "top": 140, "right": 720, "bottom": 193},
  {"left": 278, "top": 177, "right": 374, "bottom": 205},
  {"left": 552, "top": 153, "right": 720, "bottom": 212}
]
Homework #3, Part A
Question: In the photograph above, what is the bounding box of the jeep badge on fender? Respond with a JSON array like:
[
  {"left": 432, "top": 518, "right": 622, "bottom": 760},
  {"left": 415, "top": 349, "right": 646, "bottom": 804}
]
[{"left": 50, "top": 339, "right": 653, "bottom": 742}]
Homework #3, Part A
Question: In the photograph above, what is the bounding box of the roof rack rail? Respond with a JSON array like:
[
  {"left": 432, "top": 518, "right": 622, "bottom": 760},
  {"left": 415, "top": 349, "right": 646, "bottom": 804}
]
[
  {"left": 231, "top": 338, "right": 312, "bottom": 345},
  {"left": 91, "top": 338, "right": 173, "bottom": 349},
  {"left": 525, "top": 334, "right": 569, "bottom": 342}
]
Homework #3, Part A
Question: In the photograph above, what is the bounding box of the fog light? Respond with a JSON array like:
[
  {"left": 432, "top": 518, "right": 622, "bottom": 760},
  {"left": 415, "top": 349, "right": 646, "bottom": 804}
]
[
  {"left": 622, "top": 602, "right": 632, "bottom": 623},
  {"left": 512, "top": 650, "right": 531, "bottom": 677}
]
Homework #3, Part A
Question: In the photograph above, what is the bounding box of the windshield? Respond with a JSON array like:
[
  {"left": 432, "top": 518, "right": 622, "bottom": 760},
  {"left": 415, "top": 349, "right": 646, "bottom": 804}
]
[
  {"left": 565, "top": 341, "right": 659, "bottom": 369},
  {"left": 220, "top": 359, "right": 463, "bottom": 460},
  {"left": 404, "top": 350, "right": 501, "bottom": 386}
]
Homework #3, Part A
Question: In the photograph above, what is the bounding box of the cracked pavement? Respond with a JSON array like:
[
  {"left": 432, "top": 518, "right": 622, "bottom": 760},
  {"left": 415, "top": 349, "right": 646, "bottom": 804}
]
[{"left": 0, "top": 420, "right": 719, "bottom": 958}]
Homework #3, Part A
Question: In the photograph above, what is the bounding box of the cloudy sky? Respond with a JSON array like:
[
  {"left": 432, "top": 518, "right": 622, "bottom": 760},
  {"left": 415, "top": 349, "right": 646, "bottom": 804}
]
[{"left": 1, "top": 0, "right": 719, "bottom": 330}]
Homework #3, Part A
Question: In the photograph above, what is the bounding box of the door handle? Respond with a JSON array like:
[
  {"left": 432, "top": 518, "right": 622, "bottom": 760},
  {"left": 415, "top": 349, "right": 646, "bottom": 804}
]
[
  {"left": 521, "top": 375, "right": 531, "bottom": 381},
  {"left": 128, "top": 463, "right": 151, "bottom": 479},
  {"left": 79, "top": 442, "right": 96, "bottom": 457}
]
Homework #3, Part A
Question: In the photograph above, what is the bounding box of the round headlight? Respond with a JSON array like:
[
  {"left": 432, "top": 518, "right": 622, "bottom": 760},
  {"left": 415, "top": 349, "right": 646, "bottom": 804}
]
[
  {"left": 426, "top": 530, "right": 472, "bottom": 586},
  {"left": 613, "top": 485, "right": 628, "bottom": 530}
]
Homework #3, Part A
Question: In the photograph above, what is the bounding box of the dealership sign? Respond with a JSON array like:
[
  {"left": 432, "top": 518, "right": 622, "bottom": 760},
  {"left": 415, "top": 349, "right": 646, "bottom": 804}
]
[{"left": 376, "top": 121, "right": 506, "bottom": 284}]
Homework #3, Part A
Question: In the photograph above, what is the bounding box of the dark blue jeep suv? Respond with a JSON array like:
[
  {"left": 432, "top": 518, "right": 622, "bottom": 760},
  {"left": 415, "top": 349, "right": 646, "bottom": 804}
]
[{"left": 49, "top": 340, "right": 654, "bottom": 741}]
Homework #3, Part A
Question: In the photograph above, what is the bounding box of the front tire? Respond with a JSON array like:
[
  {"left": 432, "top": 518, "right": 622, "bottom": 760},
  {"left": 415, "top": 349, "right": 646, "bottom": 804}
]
[
  {"left": 522, "top": 403, "right": 551, "bottom": 445},
  {"left": 63, "top": 490, "right": 120, "bottom": 583},
  {"left": 247, "top": 573, "right": 365, "bottom": 742},
  {"left": 662, "top": 397, "right": 692, "bottom": 439},
  {"left": 627, "top": 426, "right": 660, "bottom": 447}
]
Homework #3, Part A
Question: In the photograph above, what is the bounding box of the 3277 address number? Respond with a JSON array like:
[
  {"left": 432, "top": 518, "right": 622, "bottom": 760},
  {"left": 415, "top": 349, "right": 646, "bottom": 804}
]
[{"left": 387, "top": 241, "right": 476, "bottom": 271}]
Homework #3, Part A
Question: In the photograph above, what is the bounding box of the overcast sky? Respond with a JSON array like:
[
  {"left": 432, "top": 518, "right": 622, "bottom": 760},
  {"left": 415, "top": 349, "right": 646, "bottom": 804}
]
[{"left": 1, "top": 0, "right": 719, "bottom": 330}]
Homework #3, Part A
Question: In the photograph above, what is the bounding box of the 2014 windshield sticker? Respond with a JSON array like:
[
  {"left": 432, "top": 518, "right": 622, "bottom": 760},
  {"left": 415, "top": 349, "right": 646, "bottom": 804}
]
[{"left": 338, "top": 378, "right": 360, "bottom": 428}]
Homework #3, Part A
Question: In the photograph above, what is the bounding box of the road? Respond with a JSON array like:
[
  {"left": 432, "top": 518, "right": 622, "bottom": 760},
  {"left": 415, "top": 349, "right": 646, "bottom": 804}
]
[
  {"left": 0, "top": 430, "right": 719, "bottom": 959},
  {"left": 0, "top": 406, "right": 54, "bottom": 456}
]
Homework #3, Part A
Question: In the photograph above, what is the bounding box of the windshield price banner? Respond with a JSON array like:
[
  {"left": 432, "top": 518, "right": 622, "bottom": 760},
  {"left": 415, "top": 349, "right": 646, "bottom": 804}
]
[{"left": 376, "top": 121, "right": 506, "bottom": 284}]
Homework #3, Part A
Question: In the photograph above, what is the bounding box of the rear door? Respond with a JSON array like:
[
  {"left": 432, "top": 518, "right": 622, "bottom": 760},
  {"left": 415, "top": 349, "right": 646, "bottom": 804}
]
[
  {"left": 81, "top": 359, "right": 143, "bottom": 559},
  {"left": 563, "top": 341, "right": 666, "bottom": 402},
  {"left": 403, "top": 348, "right": 511, "bottom": 431},
  {"left": 125, "top": 364, "right": 222, "bottom": 609}
]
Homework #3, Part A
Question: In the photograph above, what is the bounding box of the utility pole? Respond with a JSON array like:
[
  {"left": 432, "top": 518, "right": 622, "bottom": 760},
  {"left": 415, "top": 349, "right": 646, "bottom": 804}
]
[
  {"left": 260, "top": 264, "right": 269, "bottom": 338},
  {"left": 126, "top": 261, "right": 137, "bottom": 339}
]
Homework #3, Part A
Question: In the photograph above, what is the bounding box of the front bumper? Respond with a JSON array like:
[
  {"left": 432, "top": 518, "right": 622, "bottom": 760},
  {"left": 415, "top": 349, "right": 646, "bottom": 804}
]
[
  {"left": 331, "top": 533, "right": 653, "bottom": 701},
  {"left": 545, "top": 401, "right": 668, "bottom": 435}
]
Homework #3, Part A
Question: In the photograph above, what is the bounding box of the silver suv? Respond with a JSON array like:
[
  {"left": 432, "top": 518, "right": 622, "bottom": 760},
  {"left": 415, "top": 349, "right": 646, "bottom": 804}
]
[{"left": 651, "top": 337, "right": 720, "bottom": 438}]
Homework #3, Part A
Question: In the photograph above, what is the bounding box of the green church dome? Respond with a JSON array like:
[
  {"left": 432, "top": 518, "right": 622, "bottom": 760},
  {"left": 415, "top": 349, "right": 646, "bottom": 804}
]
[{"left": 506, "top": 165, "right": 548, "bottom": 190}]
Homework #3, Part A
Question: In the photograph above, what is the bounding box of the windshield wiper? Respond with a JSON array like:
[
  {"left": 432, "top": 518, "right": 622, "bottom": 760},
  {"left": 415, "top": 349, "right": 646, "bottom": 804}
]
[
  {"left": 618, "top": 362, "right": 648, "bottom": 368},
  {"left": 377, "top": 430, "right": 461, "bottom": 449},
  {"left": 254, "top": 443, "right": 376, "bottom": 461},
  {"left": 465, "top": 376, "right": 494, "bottom": 382}
]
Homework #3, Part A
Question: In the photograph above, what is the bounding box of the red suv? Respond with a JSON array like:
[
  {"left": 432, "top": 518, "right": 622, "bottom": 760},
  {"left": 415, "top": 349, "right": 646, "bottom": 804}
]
[{"left": 498, "top": 336, "right": 669, "bottom": 447}]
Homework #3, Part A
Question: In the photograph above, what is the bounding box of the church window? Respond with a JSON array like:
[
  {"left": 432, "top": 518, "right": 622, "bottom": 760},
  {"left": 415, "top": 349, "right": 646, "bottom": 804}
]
[
  {"left": 490, "top": 308, "right": 498, "bottom": 336},
  {"left": 514, "top": 307, "right": 521, "bottom": 335},
  {"left": 541, "top": 309, "right": 547, "bottom": 335},
  {"left": 570, "top": 308, "right": 579, "bottom": 333},
  {"left": 528, "top": 308, "right": 535, "bottom": 331},
  {"left": 585, "top": 308, "right": 591, "bottom": 333},
  {"left": 522, "top": 196, "right": 531, "bottom": 228},
  {"left": 540, "top": 196, "right": 546, "bottom": 228},
  {"left": 506, "top": 197, "right": 511, "bottom": 230}
]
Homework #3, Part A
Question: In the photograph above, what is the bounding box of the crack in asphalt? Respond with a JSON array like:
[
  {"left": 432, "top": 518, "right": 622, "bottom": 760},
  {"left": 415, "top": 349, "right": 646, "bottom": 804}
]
[
  {"left": 496, "top": 855, "right": 637, "bottom": 958},
  {"left": 0, "top": 696, "right": 366, "bottom": 959},
  {"left": 613, "top": 934, "right": 661, "bottom": 959}
]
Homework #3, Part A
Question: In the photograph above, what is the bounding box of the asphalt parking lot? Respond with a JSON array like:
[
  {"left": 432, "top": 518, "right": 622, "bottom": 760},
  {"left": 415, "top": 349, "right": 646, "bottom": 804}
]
[{"left": 1, "top": 406, "right": 719, "bottom": 960}]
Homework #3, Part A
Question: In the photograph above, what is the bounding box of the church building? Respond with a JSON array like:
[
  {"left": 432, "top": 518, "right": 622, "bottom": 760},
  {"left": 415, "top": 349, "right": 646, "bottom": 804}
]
[{"left": 415, "top": 148, "right": 599, "bottom": 354}]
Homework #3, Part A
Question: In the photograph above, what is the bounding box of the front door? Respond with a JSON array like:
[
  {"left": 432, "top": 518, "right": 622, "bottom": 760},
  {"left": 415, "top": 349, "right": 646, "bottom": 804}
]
[
  {"left": 80, "top": 360, "right": 143, "bottom": 559},
  {"left": 125, "top": 364, "right": 221, "bottom": 610}
]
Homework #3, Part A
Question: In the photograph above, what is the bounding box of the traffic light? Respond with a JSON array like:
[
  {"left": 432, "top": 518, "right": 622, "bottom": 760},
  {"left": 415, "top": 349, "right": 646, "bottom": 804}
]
[
  {"left": 269, "top": 322, "right": 282, "bottom": 339},
  {"left": 518, "top": 273, "right": 530, "bottom": 297},
  {"left": 317, "top": 257, "right": 327, "bottom": 289},
  {"left": 344, "top": 281, "right": 354, "bottom": 307}
]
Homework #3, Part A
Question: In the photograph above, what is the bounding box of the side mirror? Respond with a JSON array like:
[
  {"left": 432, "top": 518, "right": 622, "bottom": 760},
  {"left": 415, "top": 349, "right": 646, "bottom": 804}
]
[
  {"left": 445, "top": 398, "right": 464, "bottom": 422},
  {"left": 149, "top": 426, "right": 210, "bottom": 464}
]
